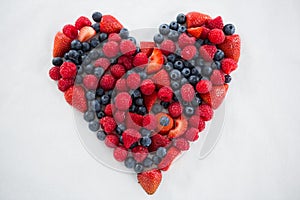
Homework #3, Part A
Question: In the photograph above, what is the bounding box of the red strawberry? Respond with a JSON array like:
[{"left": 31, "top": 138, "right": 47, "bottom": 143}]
[
  {"left": 132, "top": 146, "right": 148, "bottom": 163},
  {"left": 137, "top": 169, "right": 162, "bottom": 195},
  {"left": 199, "top": 45, "right": 217, "bottom": 61},
  {"left": 64, "top": 85, "right": 87, "bottom": 113},
  {"left": 178, "top": 33, "right": 196, "bottom": 49},
  {"left": 75, "top": 16, "right": 92, "bottom": 30},
  {"left": 129, "top": 113, "right": 144, "bottom": 126},
  {"left": 168, "top": 117, "right": 188, "bottom": 139},
  {"left": 62, "top": 24, "right": 78, "bottom": 39},
  {"left": 100, "top": 15, "right": 123, "bottom": 34},
  {"left": 187, "top": 27, "right": 203, "bottom": 39},
  {"left": 206, "top": 16, "right": 224, "bottom": 29},
  {"left": 221, "top": 58, "right": 238, "bottom": 74},
  {"left": 200, "top": 84, "right": 229, "bottom": 109},
  {"left": 186, "top": 12, "right": 211, "bottom": 28},
  {"left": 122, "top": 129, "right": 141, "bottom": 149},
  {"left": 144, "top": 91, "right": 157, "bottom": 112},
  {"left": 52, "top": 32, "right": 72, "bottom": 57},
  {"left": 113, "top": 146, "right": 128, "bottom": 162},
  {"left": 200, "top": 26, "right": 210, "bottom": 39},
  {"left": 78, "top": 26, "right": 96, "bottom": 42},
  {"left": 146, "top": 49, "right": 164, "bottom": 74},
  {"left": 158, "top": 146, "right": 181, "bottom": 171},
  {"left": 151, "top": 69, "right": 170, "bottom": 88},
  {"left": 218, "top": 34, "right": 241, "bottom": 62},
  {"left": 126, "top": 112, "right": 142, "bottom": 131},
  {"left": 148, "top": 133, "right": 171, "bottom": 152},
  {"left": 140, "top": 41, "right": 156, "bottom": 56}
]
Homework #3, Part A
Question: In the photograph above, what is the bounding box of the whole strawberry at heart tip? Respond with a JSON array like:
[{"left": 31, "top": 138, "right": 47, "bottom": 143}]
[{"left": 48, "top": 11, "right": 241, "bottom": 195}]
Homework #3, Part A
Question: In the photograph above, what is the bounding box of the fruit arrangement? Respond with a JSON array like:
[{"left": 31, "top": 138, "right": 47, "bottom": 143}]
[{"left": 49, "top": 11, "right": 241, "bottom": 195}]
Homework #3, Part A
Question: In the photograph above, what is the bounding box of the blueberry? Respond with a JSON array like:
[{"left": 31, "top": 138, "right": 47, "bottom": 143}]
[
  {"left": 116, "top": 124, "right": 126, "bottom": 135},
  {"left": 90, "top": 100, "right": 101, "bottom": 112},
  {"left": 94, "top": 67, "right": 104, "bottom": 78},
  {"left": 131, "top": 90, "right": 142, "bottom": 99},
  {"left": 97, "top": 130, "right": 106, "bottom": 141},
  {"left": 119, "top": 28, "right": 129, "bottom": 39},
  {"left": 189, "top": 59, "right": 196, "bottom": 67},
  {"left": 175, "top": 49, "right": 181, "bottom": 57},
  {"left": 171, "top": 81, "right": 180, "bottom": 90},
  {"left": 140, "top": 128, "right": 151, "bottom": 137},
  {"left": 82, "top": 55, "right": 91, "bottom": 65},
  {"left": 181, "top": 68, "right": 191, "bottom": 77},
  {"left": 89, "top": 121, "right": 100, "bottom": 132},
  {"left": 64, "top": 53, "right": 69, "bottom": 60},
  {"left": 211, "top": 61, "right": 221, "bottom": 70},
  {"left": 169, "top": 21, "right": 179, "bottom": 30},
  {"left": 203, "top": 39, "right": 212, "bottom": 45},
  {"left": 192, "top": 97, "right": 202, "bottom": 107},
  {"left": 159, "top": 116, "right": 170, "bottom": 126},
  {"left": 84, "top": 111, "right": 95, "bottom": 122},
  {"left": 167, "top": 54, "right": 177, "bottom": 63},
  {"left": 201, "top": 66, "right": 213, "bottom": 77},
  {"left": 152, "top": 155, "right": 162, "bottom": 165},
  {"left": 71, "top": 40, "right": 82, "bottom": 50},
  {"left": 97, "top": 111, "right": 105, "bottom": 119},
  {"left": 96, "top": 88, "right": 104, "bottom": 97},
  {"left": 214, "top": 49, "right": 225, "bottom": 61},
  {"left": 100, "top": 94, "right": 110, "bottom": 105},
  {"left": 170, "top": 69, "right": 181, "bottom": 81},
  {"left": 174, "top": 60, "right": 184, "bottom": 70},
  {"left": 99, "top": 33, "right": 108, "bottom": 42},
  {"left": 156, "top": 147, "right": 167, "bottom": 158},
  {"left": 137, "top": 106, "right": 147, "bottom": 115},
  {"left": 196, "top": 58, "right": 205, "bottom": 66},
  {"left": 92, "top": 12, "right": 102, "bottom": 22},
  {"left": 181, "top": 78, "right": 188, "bottom": 85},
  {"left": 184, "top": 106, "right": 195, "bottom": 117},
  {"left": 92, "top": 23, "right": 100, "bottom": 33},
  {"left": 178, "top": 26, "right": 187, "bottom": 33},
  {"left": 90, "top": 38, "right": 100, "bottom": 48},
  {"left": 86, "top": 90, "right": 96, "bottom": 101},
  {"left": 164, "top": 62, "right": 174, "bottom": 72},
  {"left": 129, "top": 104, "right": 136, "bottom": 113},
  {"left": 141, "top": 137, "right": 152, "bottom": 147},
  {"left": 188, "top": 75, "right": 200, "bottom": 85},
  {"left": 168, "top": 30, "right": 179, "bottom": 41},
  {"left": 143, "top": 158, "right": 153, "bottom": 168},
  {"left": 160, "top": 101, "right": 170, "bottom": 109},
  {"left": 119, "top": 136, "right": 123, "bottom": 144},
  {"left": 128, "top": 37, "right": 137, "bottom": 45},
  {"left": 135, "top": 98, "right": 144, "bottom": 106},
  {"left": 173, "top": 95, "right": 179, "bottom": 102},
  {"left": 75, "top": 75, "right": 83, "bottom": 84},
  {"left": 81, "top": 42, "right": 90, "bottom": 52},
  {"left": 125, "top": 157, "right": 136, "bottom": 169},
  {"left": 138, "top": 71, "right": 147, "bottom": 80},
  {"left": 154, "top": 33, "right": 164, "bottom": 44},
  {"left": 176, "top": 13, "right": 186, "bottom": 24},
  {"left": 68, "top": 50, "right": 80, "bottom": 60},
  {"left": 225, "top": 74, "right": 232, "bottom": 83},
  {"left": 84, "top": 64, "right": 94, "bottom": 74},
  {"left": 89, "top": 49, "right": 99, "bottom": 60},
  {"left": 191, "top": 67, "right": 200, "bottom": 76},
  {"left": 195, "top": 39, "right": 204, "bottom": 48},
  {"left": 152, "top": 103, "right": 163, "bottom": 114},
  {"left": 130, "top": 142, "right": 139, "bottom": 149},
  {"left": 134, "top": 163, "right": 144, "bottom": 173},
  {"left": 52, "top": 57, "right": 63, "bottom": 66},
  {"left": 223, "top": 24, "right": 235, "bottom": 35},
  {"left": 159, "top": 24, "right": 170, "bottom": 35}
]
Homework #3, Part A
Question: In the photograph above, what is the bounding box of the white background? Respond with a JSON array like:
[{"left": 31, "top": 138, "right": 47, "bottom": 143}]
[{"left": 0, "top": 0, "right": 300, "bottom": 199}]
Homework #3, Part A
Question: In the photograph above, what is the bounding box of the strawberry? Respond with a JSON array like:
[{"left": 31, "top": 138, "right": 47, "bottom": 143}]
[
  {"left": 168, "top": 116, "right": 188, "bottom": 139},
  {"left": 206, "top": 16, "right": 224, "bottom": 29},
  {"left": 186, "top": 12, "right": 211, "bottom": 28},
  {"left": 158, "top": 146, "right": 181, "bottom": 171},
  {"left": 52, "top": 32, "right": 72, "bottom": 57},
  {"left": 187, "top": 27, "right": 203, "bottom": 39},
  {"left": 64, "top": 85, "right": 87, "bottom": 113},
  {"left": 200, "top": 84, "right": 229, "bottom": 109},
  {"left": 151, "top": 69, "right": 170, "bottom": 88},
  {"left": 126, "top": 112, "right": 142, "bottom": 131},
  {"left": 78, "top": 26, "right": 96, "bottom": 42},
  {"left": 137, "top": 169, "right": 162, "bottom": 195},
  {"left": 144, "top": 91, "right": 157, "bottom": 112},
  {"left": 218, "top": 34, "right": 241, "bottom": 62},
  {"left": 100, "top": 15, "right": 123, "bottom": 34},
  {"left": 146, "top": 49, "right": 164, "bottom": 74},
  {"left": 129, "top": 113, "right": 144, "bottom": 126},
  {"left": 148, "top": 133, "right": 171, "bottom": 152},
  {"left": 200, "top": 26, "right": 210, "bottom": 39},
  {"left": 140, "top": 41, "right": 156, "bottom": 56}
]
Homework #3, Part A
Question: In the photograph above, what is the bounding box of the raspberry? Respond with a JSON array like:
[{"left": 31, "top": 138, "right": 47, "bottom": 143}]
[
  {"left": 126, "top": 73, "right": 141, "bottom": 90},
  {"left": 196, "top": 80, "right": 212, "bottom": 94},
  {"left": 206, "top": 16, "right": 224, "bottom": 30},
  {"left": 181, "top": 45, "right": 197, "bottom": 60},
  {"left": 99, "top": 74, "right": 116, "bottom": 91},
  {"left": 188, "top": 115, "right": 200, "bottom": 128},
  {"left": 94, "top": 58, "right": 111, "bottom": 70},
  {"left": 100, "top": 116, "right": 117, "bottom": 133},
  {"left": 148, "top": 133, "right": 171, "bottom": 152},
  {"left": 178, "top": 33, "right": 196, "bottom": 49},
  {"left": 113, "top": 146, "right": 128, "bottom": 162},
  {"left": 184, "top": 127, "right": 200, "bottom": 141},
  {"left": 221, "top": 58, "right": 238, "bottom": 74},
  {"left": 157, "top": 86, "right": 173, "bottom": 102},
  {"left": 119, "top": 40, "right": 136, "bottom": 56},
  {"left": 118, "top": 55, "right": 133, "bottom": 70},
  {"left": 115, "top": 78, "right": 128, "bottom": 92},
  {"left": 126, "top": 113, "right": 142, "bottom": 130},
  {"left": 160, "top": 39, "right": 176, "bottom": 55},
  {"left": 143, "top": 114, "right": 157, "bottom": 130},
  {"left": 174, "top": 138, "right": 190, "bottom": 151},
  {"left": 114, "top": 110, "right": 126, "bottom": 123},
  {"left": 168, "top": 102, "right": 182, "bottom": 118},
  {"left": 62, "top": 24, "right": 78, "bottom": 39},
  {"left": 198, "top": 118, "right": 206, "bottom": 132},
  {"left": 108, "top": 33, "right": 122, "bottom": 43},
  {"left": 129, "top": 113, "right": 144, "bottom": 126},
  {"left": 122, "top": 129, "right": 141, "bottom": 149},
  {"left": 104, "top": 104, "right": 113, "bottom": 116},
  {"left": 199, "top": 104, "right": 214, "bottom": 121},
  {"left": 75, "top": 16, "right": 92, "bottom": 30},
  {"left": 103, "top": 41, "right": 119, "bottom": 58},
  {"left": 49, "top": 66, "right": 61, "bottom": 81},
  {"left": 199, "top": 45, "right": 217, "bottom": 61},
  {"left": 180, "top": 84, "right": 195, "bottom": 102},
  {"left": 104, "top": 134, "right": 119, "bottom": 148},
  {"left": 133, "top": 52, "right": 148, "bottom": 67},
  {"left": 140, "top": 79, "right": 155, "bottom": 95},
  {"left": 110, "top": 64, "right": 126, "bottom": 79},
  {"left": 58, "top": 78, "right": 74, "bottom": 92},
  {"left": 83, "top": 75, "right": 98, "bottom": 90},
  {"left": 208, "top": 29, "right": 225, "bottom": 44},
  {"left": 210, "top": 70, "right": 225, "bottom": 85},
  {"left": 115, "top": 92, "right": 132, "bottom": 111},
  {"left": 132, "top": 146, "right": 148, "bottom": 162},
  {"left": 59, "top": 62, "right": 77, "bottom": 79}
]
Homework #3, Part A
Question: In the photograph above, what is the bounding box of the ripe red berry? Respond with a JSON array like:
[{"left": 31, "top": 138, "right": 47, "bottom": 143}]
[
  {"left": 62, "top": 24, "right": 78, "bottom": 39},
  {"left": 181, "top": 45, "right": 197, "bottom": 60},
  {"left": 199, "top": 45, "right": 217, "bottom": 61},
  {"left": 99, "top": 74, "right": 116, "bottom": 91},
  {"left": 140, "top": 79, "right": 155, "bottom": 95},
  {"left": 122, "top": 129, "right": 141, "bottom": 149},
  {"left": 104, "top": 104, "right": 113, "bottom": 116},
  {"left": 126, "top": 73, "right": 141, "bottom": 90},
  {"left": 49, "top": 66, "right": 61, "bottom": 81},
  {"left": 119, "top": 40, "right": 136, "bottom": 56},
  {"left": 133, "top": 52, "right": 148, "bottom": 67},
  {"left": 210, "top": 70, "right": 225, "bottom": 85},
  {"left": 158, "top": 86, "right": 173, "bottom": 102},
  {"left": 196, "top": 80, "right": 212, "bottom": 94},
  {"left": 143, "top": 114, "right": 157, "bottom": 130},
  {"left": 174, "top": 138, "right": 190, "bottom": 151},
  {"left": 105, "top": 134, "right": 119, "bottom": 148},
  {"left": 199, "top": 105, "right": 214, "bottom": 121},
  {"left": 160, "top": 39, "right": 176, "bottom": 55},
  {"left": 100, "top": 116, "right": 117, "bottom": 134},
  {"left": 113, "top": 146, "right": 128, "bottom": 162},
  {"left": 184, "top": 127, "right": 200, "bottom": 141},
  {"left": 103, "top": 41, "right": 119, "bottom": 58},
  {"left": 58, "top": 78, "right": 74, "bottom": 92},
  {"left": 208, "top": 29, "right": 225, "bottom": 44},
  {"left": 221, "top": 58, "right": 238, "bottom": 74},
  {"left": 108, "top": 33, "right": 122, "bottom": 43},
  {"left": 94, "top": 58, "right": 111, "bottom": 70},
  {"left": 178, "top": 33, "right": 196, "bottom": 49},
  {"left": 180, "top": 84, "right": 195, "bottom": 102},
  {"left": 168, "top": 102, "right": 182, "bottom": 118},
  {"left": 132, "top": 146, "right": 149, "bottom": 163},
  {"left": 110, "top": 64, "right": 126, "bottom": 79},
  {"left": 115, "top": 92, "right": 132, "bottom": 111},
  {"left": 75, "top": 16, "right": 92, "bottom": 30},
  {"left": 59, "top": 62, "right": 77, "bottom": 79},
  {"left": 115, "top": 78, "right": 128, "bottom": 92},
  {"left": 114, "top": 110, "right": 126, "bottom": 123},
  {"left": 83, "top": 75, "right": 98, "bottom": 90}
]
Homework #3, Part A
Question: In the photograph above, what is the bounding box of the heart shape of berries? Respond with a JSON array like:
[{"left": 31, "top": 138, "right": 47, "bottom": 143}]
[{"left": 49, "top": 11, "right": 241, "bottom": 195}]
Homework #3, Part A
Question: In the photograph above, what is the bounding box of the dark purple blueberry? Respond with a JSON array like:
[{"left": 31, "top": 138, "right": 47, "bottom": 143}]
[
  {"left": 97, "top": 111, "right": 105, "bottom": 119},
  {"left": 90, "top": 38, "right": 100, "bottom": 48},
  {"left": 141, "top": 137, "right": 152, "bottom": 147},
  {"left": 184, "top": 106, "right": 195, "bottom": 117},
  {"left": 214, "top": 49, "right": 225, "bottom": 61},
  {"left": 125, "top": 157, "right": 136, "bottom": 169},
  {"left": 174, "top": 60, "right": 184, "bottom": 71},
  {"left": 135, "top": 98, "right": 144, "bottom": 106},
  {"left": 159, "top": 24, "right": 170, "bottom": 35},
  {"left": 99, "top": 33, "right": 108, "bottom": 42},
  {"left": 223, "top": 24, "right": 235, "bottom": 35},
  {"left": 167, "top": 54, "right": 177, "bottom": 63},
  {"left": 97, "top": 130, "right": 106, "bottom": 141},
  {"left": 152, "top": 103, "right": 163, "bottom": 114},
  {"left": 120, "top": 28, "right": 129, "bottom": 39},
  {"left": 92, "top": 23, "right": 100, "bottom": 33},
  {"left": 181, "top": 68, "right": 191, "bottom": 77},
  {"left": 92, "top": 12, "right": 102, "bottom": 22},
  {"left": 71, "top": 40, "right": 82, "bottom": 50},
  {"left": 134, "top": 163, "right": 144, "bottom": 173},
  {"left": 188, "top": 75, "right": 200, "bottom": 85},
  {"left": 176, "top": 13, "right": 186, "bottom": 24},
  {"left": 169, "top": 21, "right": 179, "bottom": 30},
  {"left": 160, "top": 101, "right": 170, "bottom": 109},
  {"left": 178, "top": 25, "right": 187, "bottom": 33},
  {"left": 225, "top": 74, "right": 232, "bottom": 83},
  {"left": 154, "top": 33, "right": 164, "bottom": 44},
  {"left": 52, "top": 57, "right": 63, "bottom": 66}
]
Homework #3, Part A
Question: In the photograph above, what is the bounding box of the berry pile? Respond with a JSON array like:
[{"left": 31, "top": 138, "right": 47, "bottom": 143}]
[{"left": 48, "top": 11, "right": 241, "bottom": 195}]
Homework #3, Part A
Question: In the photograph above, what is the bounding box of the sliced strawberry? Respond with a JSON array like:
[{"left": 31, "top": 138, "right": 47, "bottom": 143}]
[
  {"left": 158, "top": 146, "right": 181, "bottom": 171},
  {"left": 148, "top": 133, "right": 171, "bottom": 152},
  {"left": 151, "top": 69, "right": 170, "bottom": 88},
  {"left": 140, "top": 41, "right": 156, "bottom": 56},
  {"left": 187, "top": 27, "right": 203, "bottom": 39},
  {"left": 200, "top": 84, "right": 229, "bottom": 109},
  {"left": 168, "top": 116, "right": 188, "bottom": 139},
  {"left": 78, "top": 26, "right": 96, "bottom": 42},
  {"left": 52, "top": 32, "right": 72, "bottom": 57},
  {"left": 144, "top": 91, "right": 157, "bottom": 112},
  {"left": 218, "top": 34, "right": 241, "bottom": 62},
  {"left": 100, "top": 15, "right": 123, "bottom": 34},
  {"left": 137, "top": 169, "right": 162, "bottom": 195},
  {"left": 146, "top": 49, "right": 164, "bottom": 74},
  {"left": 129, "top": 113, "right": 144, "bottom": 126},
  {"left": 64, "top": 85, "right": 87, "bottom": 113},
  {"left": 186, "top": 12, "right": 211, "bottom": 28}
]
